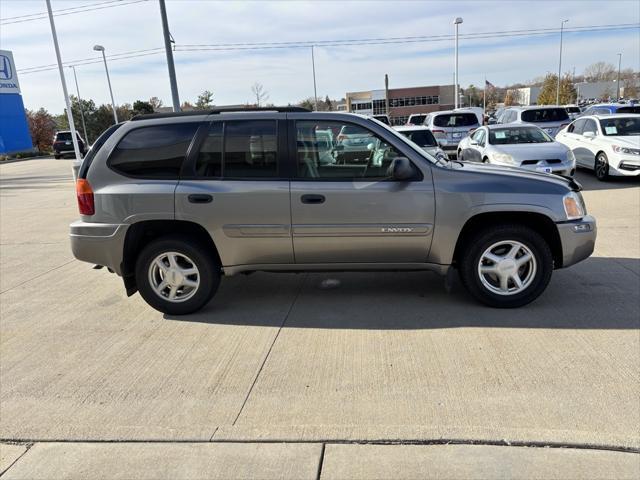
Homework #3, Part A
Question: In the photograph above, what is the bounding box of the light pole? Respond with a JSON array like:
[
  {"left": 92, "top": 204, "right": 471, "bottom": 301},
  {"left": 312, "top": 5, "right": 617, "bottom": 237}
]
[
  {"left": 45, "top": 0, "right": 82, "bottom": 171},
  {"left": 68, "top": 66, "right": 89, "bottom": 144},
  {"left": 556, "top": 19, "right": 569, "bottom": 105},
  {"left": 311, "top": 46, "right": 318, "bottom": 111},
  {"left": 453, "top": 17, "right": 463, "bottom": 109},
  {"left": 616, "top": 53, "right": 622, "bottom": 101},
  {"left": 93, "top": 45, "right": 118, "bottom": 123}
]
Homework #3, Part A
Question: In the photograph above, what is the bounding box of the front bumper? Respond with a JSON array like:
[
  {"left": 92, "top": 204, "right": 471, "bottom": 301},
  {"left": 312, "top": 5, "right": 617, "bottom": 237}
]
[
  {"left": 611, "top": 158, "right": 640, "bottom": 177},
  {"left": 69, "top": 221, "right": 129, "bottom": 275},
  {"left": 556, "top": 215, "right": 597, "bottom": 268}
]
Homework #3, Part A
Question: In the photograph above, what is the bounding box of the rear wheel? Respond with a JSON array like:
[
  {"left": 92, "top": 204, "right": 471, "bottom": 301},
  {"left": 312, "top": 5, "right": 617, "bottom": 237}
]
[
  {"left": 54, "top": 154, "right": 61, "bottom": 159},
  {"left": 459, "top": 225, "right": 553, "bottom": 308},
  {"left": 594, "top": 152, "right": 609, "bottom": 181},
  {"left": 135, "top": 235, "right": 220, "bottom": 315}
]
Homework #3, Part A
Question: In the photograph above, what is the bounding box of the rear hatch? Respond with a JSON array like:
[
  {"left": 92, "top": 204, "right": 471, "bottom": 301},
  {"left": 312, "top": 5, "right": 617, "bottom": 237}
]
[
  {"left": 431, "top": 112, "right": 478, "bottom": 147},
  {"left": 521, "top": 108, "right": 570, "bottom": 136}
]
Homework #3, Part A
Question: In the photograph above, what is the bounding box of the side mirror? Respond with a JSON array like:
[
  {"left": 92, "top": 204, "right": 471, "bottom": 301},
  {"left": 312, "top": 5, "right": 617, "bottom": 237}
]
[
  {"left": 387, "top": 157, "right": 416, "bottom": 181},
  {"left": 583, "top": 131, "right": 596, "bottom": 139},
  {"left": 470, "top": 140, "right": 478, "bottom": 146}
]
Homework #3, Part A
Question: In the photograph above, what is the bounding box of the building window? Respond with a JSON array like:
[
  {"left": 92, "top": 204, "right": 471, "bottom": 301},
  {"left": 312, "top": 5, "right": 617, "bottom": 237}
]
[{"left": 372, "top": 99, "right": 387, "bottom": 115}]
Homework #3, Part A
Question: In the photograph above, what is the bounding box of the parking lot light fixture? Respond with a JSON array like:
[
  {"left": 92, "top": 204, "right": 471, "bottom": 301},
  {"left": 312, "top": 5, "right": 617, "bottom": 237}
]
[
  {"left": 93, "top": 44, "right": 118, "bottom": 123},
  {"left": 556, "top": 19, "right": 569, "bottom": 105},
  {"left": 454, "top": 17, "right": 463, "bottom": 109}
]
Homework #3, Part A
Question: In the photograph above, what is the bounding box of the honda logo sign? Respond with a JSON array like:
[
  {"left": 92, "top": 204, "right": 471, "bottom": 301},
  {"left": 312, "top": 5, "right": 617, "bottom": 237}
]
[{"left": 0, "top": 50, "right": 21, "bottom": 94}]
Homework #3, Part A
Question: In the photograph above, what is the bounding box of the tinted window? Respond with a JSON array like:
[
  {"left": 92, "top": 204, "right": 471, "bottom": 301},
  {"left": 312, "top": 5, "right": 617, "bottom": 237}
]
[
  {"left": 521, "top": 108, "right": 569, "bottom": 123},
  {"left": 582, "top": 119, "right": 598, "bottom": 135},
  {"left": 399, "top": 129, "right": 437, "bottom": 147},
  {"left": 616, "top": 106, "right": 640, "bottom": 114},
  {"left": 110, "top": 123, "right": 199, "bottom": 178},
  {"left": 296, "top": 121, "right": 406, "bottom": 180},
  {"left": 600, "top": 117, "right": 640, "bottom": 136},
  {"left": 408, "top": 115, "right": 427, "bottom": 125},
  {"left": 79, "top": 123, "right": 123, "bottom": 179},
  {"left": 565, "top": 106, "right": 581, "bottom": 113},
  {"left": 489, "top": 127, "right": 553, "bottom": 144},
  {"left": 433, "top": 113, "right": 478, "bottom": 127},
  {"left": 56, "top": 132, "right": 72, "bottom": 141},
  {"left": 571, "top": 119, "right": 586, "bottom": 134},
  {"left": 195, "top": 120, "right": 277, "bottom": 178}
]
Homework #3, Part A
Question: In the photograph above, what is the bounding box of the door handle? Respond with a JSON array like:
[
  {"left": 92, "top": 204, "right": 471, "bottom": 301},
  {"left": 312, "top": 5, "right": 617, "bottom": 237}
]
[
  {"left": 301, "top": 194, "right": 325, "bottom": 204},
  {"left": 188, "top": 194, "right": 213, "bottom": 204}
]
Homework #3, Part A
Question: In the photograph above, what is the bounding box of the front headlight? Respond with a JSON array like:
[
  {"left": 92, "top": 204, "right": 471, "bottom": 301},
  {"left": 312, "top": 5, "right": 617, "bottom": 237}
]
[
  {"left": 493, "top": 152, "right": 515, "bottom": 164},
  {"left": 567, "top": 150, "right": 576, "bottom": 164},
  {"left": 563, "top": 191, "right": 586, "bottom": 220},
  {"left": 612, "top": 145, "right": 640, "bottom": 155}
]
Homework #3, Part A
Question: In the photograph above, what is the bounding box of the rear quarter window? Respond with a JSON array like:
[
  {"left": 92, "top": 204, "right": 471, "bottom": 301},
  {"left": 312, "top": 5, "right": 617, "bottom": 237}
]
[
  {"left": 109, "top": 123, "right": 200, "bottom": 178},
  {"left": 521, "top": 108, "right": 569, "bottom": 123},
  {"left": 433, "top": 113, "right": 478, "bottom": 127}
]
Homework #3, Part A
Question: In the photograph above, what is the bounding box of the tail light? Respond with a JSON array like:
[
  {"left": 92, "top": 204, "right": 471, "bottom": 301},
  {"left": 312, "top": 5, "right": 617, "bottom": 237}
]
[
  {"left": 431, "top": 129, "right": 446, "bottom": 138},
  {"left": 76, "top": 179, "right": 94, "bottom": 215}
]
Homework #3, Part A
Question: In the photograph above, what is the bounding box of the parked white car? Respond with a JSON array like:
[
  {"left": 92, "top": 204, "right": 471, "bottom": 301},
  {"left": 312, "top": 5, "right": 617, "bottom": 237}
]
[
  {"left": 457, "top": 124, "right": 575, "bottom": 176},
  {"left": 394, "top": 126, "right": 448, "bottom": 161},
  {"left": 555, "top": 114, "right": 640, "bottom": 180}
]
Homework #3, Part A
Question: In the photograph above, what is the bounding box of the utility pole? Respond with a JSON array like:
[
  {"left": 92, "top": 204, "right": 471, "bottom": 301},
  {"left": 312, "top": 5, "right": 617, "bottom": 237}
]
[
  {"left": 69, "top": 65, "right": 89, "bottom": 144},
  {"left": 45, "top": 0, "right": 81, "bottom": 166},
  {"left": 556, "top": 19, "right": 569, "bottom": 105},
  {"left": 616, "top": 53, "right": 622, "bottom": 101},
  {"left": 159, "top": 0, "right": 180, "bottom": 111},
  {"left": 384, "top": 74, "right": 389, "bottom": 116},
  {"left": 311, "top": 46, "right": 318, "bottom": 111}
]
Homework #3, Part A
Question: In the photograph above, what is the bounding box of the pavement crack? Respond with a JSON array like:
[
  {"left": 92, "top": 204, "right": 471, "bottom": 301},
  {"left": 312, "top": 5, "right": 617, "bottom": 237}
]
[
  {"left": 230, "top": 273, "right": 308, "bottom": 426},
  {"left": 0, "top": 259, "right": 75, "bottom": 295},
  {"left": 315, "top": 443, "right": 326, "bottom": 480},
  {"left": 0, "top": 442, "right": 34, "bottom": 477}
]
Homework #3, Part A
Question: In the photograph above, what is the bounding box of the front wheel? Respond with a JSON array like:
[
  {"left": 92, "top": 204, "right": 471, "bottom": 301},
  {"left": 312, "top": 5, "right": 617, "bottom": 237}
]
[
  {"left": 135, "top": 235, "right": 220, "bottom": 315},
  {"left": 459, "top": 225, "right": 553, "bottom": 308},
  {"left": 594, "top": 152, "right": 609, "bottom": 181}
]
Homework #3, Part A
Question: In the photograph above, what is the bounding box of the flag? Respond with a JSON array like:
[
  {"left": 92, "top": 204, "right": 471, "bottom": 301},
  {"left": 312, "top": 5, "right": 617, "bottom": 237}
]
[{"left": 485, "top": 79, "right": 495, "bottom": 89}]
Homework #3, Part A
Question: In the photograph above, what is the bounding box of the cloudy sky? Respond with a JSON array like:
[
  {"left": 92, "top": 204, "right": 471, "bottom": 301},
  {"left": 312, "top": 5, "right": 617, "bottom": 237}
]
[{"left": 1, "top": 0, "right": 639, "bottom": 113}]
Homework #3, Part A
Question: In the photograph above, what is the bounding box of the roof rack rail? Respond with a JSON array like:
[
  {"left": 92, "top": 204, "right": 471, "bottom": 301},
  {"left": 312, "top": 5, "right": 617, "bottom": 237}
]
[{"left": 130, "top": 106, "right": 310, "bottom": 121}]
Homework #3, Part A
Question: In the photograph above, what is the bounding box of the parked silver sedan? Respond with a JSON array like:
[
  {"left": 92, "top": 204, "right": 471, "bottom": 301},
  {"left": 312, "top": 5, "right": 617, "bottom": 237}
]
[{"left": 457, "top": 124, "right": 576, "bottom": 176}]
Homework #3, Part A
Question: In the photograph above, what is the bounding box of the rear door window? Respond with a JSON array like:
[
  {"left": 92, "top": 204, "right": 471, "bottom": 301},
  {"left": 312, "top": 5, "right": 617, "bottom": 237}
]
[
  {"left": 109, "top": 123, "right": 200, "bottom": 178},
  {"left": 433, "top": 113, "right": 478, "bottom": 127},
  {"left": 195, "top": 120, "right": 278, "bottom": 178},
  {"left": 521, "top": 108, "right": 569, "bottom": 123}
]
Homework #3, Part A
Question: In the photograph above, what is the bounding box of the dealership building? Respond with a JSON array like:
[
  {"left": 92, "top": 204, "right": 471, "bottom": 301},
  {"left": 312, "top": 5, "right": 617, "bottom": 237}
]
[
  {"left": 345, "top": 84, "right": 456, "bottom": 125},
  {"left": 0, "top": 50, "right": 32, "bottom": 155}
]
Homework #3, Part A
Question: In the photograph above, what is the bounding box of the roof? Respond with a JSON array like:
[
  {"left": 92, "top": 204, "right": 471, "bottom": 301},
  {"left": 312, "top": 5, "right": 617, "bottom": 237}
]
[
  {"left": 582, "top": 113, "right": 640, "bottom": 119},
  {"left": 130, "top": 106, "right": 310, "bottom": 121},
  {"left": 393, "top": 125, "right": 431, "bottom": 132}
]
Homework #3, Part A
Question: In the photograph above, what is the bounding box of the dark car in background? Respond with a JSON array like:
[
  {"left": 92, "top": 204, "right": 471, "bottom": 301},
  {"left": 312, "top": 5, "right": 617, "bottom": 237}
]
[{"left": 53, "top": 131, "right": 86, "bottom": 159}]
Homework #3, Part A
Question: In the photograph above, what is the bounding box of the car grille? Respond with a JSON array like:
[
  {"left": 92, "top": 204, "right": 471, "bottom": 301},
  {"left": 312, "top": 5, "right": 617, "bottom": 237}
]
[{"left": 521, "top": 159, "right": 562, "bottom": 166}]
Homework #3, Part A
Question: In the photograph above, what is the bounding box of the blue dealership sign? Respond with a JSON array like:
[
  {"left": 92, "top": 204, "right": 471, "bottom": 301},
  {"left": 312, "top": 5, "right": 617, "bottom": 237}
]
[{"left": 0, "top": 50, "right": 33, "bottom": 154}]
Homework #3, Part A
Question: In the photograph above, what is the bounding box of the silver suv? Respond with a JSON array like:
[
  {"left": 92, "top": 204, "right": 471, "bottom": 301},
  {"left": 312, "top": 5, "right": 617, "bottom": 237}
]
[
  {"left": 498, "top": 106, "right": 571, "bottom": 137},
  {"left": 70, "top": 107, "right": 596, "bottom": 314}
]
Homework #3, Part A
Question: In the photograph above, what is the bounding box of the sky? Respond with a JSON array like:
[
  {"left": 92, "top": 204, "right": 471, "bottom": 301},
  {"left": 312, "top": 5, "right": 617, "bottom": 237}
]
[{"left": 1, "top": 0, "right": 639, "bottom": 114}]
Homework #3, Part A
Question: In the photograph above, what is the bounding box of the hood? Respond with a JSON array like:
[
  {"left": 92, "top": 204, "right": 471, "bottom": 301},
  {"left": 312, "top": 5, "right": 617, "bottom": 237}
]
[
  {"left": 452, "top": 161, "right": 580, "bottom": 191},
  {"left": 605, "top": 135, "right": 640, "bottom": 147},
  {"left": 493, "top": 142, "right": 568, "bottom": 160}
]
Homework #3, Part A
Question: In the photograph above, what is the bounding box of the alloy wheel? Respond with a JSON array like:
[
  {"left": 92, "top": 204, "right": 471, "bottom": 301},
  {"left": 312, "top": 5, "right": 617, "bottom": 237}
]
[
  {"left": 148, "top": 251, "right": 200, "bottom": 302},
  {"left": 477, "top": 240, "right": 537, "bottom": 296}
]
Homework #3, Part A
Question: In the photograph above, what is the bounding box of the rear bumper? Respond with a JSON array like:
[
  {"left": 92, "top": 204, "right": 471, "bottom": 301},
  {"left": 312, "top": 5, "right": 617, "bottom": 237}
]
[
  {"left": 69, "top": 221, "right": 128, "bottom": 275},
  {"left": 556, "top": 215, "right": 597, "bottom": 268}
]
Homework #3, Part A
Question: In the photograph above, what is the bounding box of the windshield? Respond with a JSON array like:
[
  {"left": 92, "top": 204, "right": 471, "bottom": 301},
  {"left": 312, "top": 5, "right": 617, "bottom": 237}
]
[
  {"left": 489, "top": 127, "right": 553, "bottom": 144},
  {"left": 599, "top": 117, "right": 640, "bottom": 136},
  {"left": 433, "top": 113, "right": 478, "bottom": 127},
  {"left": 408, "top": 115, "right": 427, "bottom": 125},
  {"left": 55, "top": 132, "right": 72, "bottom": 141},
  {"left": 521, "top": 108, "right": 569, "bottom": 123},
  {"left": 399, "top": 129, "right": 438, "bottom": 147},
  {"left": 616, "top": 106, "right": 640, "bottom": 114}
]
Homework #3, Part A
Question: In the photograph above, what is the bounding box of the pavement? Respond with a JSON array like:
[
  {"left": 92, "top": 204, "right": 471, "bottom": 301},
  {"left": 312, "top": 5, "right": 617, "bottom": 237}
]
[{"left": 1, "top": 158, "right": 638, "bottom": 479}]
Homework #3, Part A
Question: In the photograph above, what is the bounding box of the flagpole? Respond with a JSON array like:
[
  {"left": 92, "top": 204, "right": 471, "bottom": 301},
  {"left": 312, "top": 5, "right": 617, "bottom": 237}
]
[{"left": 483, "top": 76, "right": 486, "bottom": 112}]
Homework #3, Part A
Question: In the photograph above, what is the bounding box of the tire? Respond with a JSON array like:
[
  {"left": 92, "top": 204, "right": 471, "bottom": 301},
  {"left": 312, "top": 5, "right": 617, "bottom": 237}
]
[
  {"left": 54, "top": 154, "right": 61, "bottom": 159},
  {"left": 458, "top": 225, "right": 553, "bottom": 308},
  {"left": 594, "top": 152, "right": 609, "bottom": 181},
  {"left": 457, "top": 149, "right": 463, "bottom": 160},
  {"left": 135, "top": 235, "right": 220, "bottom": 315},
  {"left": 482, "top": 157, "right": 489, "bottom": 164}
]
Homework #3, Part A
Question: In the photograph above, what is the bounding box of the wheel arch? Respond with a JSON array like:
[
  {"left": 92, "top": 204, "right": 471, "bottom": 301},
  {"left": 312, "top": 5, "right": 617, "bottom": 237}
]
[
  {"left": 121, "top": 220, "right": 221, "bottom": 296},
  {"left": 452, "top": 211, "right": 563, "bottom": 269}
]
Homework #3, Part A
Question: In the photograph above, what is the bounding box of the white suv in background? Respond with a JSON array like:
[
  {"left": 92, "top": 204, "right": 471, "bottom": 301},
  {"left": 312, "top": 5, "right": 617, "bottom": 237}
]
[{"left": 556, "top": 114, "right": 640, "bottom": 180}]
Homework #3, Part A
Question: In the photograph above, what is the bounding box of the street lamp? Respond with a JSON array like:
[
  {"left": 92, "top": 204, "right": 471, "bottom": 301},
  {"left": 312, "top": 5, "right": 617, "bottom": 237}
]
[
  {"left": 68, "top": 66, "right": 89, "bottom": 144},
  {"left": 616, "top": 53, "right": 622, "bottom": 101},
  {"left": 93, "top": 44, "right": 118, "bottom": 123},
  {"left": 556, "top": 19, "right": 569, "bottom": 105},
  {"left": 454, "top": 17, "right": 463, "bottom": 109}
]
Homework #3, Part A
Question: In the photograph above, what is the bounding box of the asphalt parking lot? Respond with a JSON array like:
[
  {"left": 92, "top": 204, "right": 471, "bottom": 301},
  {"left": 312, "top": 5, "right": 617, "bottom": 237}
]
[{"left": 1, "top": 158, "right": 639, "bottom": 478}]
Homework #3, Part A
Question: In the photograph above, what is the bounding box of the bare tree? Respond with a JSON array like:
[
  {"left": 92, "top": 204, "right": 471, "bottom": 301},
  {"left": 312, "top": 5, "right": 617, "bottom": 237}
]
[
  {"left": 148, "top": 96, "right": 163, "bottom": 110},
  {"left": 583, "top": 62, "right": 617, "bottom": 82},
  {"left": 251, "top": 82, "right": 269, "bottom": 107}
]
